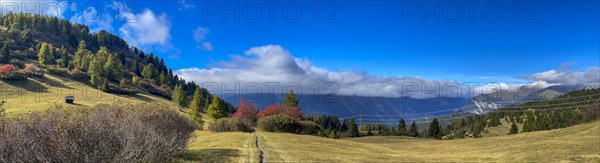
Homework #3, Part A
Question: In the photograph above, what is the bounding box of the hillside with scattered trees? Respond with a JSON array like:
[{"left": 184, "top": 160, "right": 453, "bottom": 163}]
[{"left": 0, "top": 13, "right": 235, "bottom": 118}]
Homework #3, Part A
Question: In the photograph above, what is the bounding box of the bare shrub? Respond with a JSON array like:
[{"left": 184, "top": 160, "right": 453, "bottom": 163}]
[{"left": 0, "top": 104, "right": 195, "bottom": 162}]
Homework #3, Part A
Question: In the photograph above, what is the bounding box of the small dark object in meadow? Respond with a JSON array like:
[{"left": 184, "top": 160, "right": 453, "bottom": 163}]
[{"left": 65, "top": 95, "right": 74, "bottom": 103}]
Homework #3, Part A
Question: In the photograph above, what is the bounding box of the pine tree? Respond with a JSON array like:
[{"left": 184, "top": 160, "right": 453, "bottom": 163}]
[
  {"left": 283, "top": 90, "right": 299, "bottom": 107},
  {"left": 88, "top": 58, "right": 103, "bottom": 86},
  {"left": 409, "top": 121, "right": 419, "bottom": 137},
  {"left": 472, "top": 122, "right": 482, "bottom": 138},
  {"left": 427, "top": 118, "right": 442, "bottom": 139},
  {"left": 100, "top": 79, "right": 109, "bottom": 92},
  {"left": 142, "top": 63, "right": 158, "bottom": 81},
  {"left": 508, "top": 122, "right": 519, "bottom": 135},
  {"left": 74, "top": 40, "right": 92, "bottom": 71},
  {"left": 172, "top": 84, "right": 187, "bottom": 108},
  {"left": 207, "top": 96, "right": 226, "bottom": 119},
  {"left": 347, "top": 118, "right": 359, "bottom": 137},
  {"left": 189, "top": 86, "right": 205, "bottom": 113},
  {"left": 159, "top": 71, "right": 168, "bottom": 85},
  {"left": 0, "top": 43, "right": 10, "bottom": 64},
  {"left": 104, "top": 53, "right": 124, "bottom": 81},
  {"left": 522, "top": 110, "right": 537, "bottom": 132},
  {"left": 37, "top": 42, "right": 53, "bottom": 65},
  {"left": 398, "top": 118, "right": 407, "bottom": 133},
  {"left": 58, "top": 46, "right": 69, "bottom": 68}
]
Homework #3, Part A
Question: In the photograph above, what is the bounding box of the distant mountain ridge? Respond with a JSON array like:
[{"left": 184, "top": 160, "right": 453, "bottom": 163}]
[
  {"left": 222, "top": 85, "right": 592, "bottom": 124},
  {"left": 222, "top": 93, "right": 470, "bottom": 124},
  {"left": 462, "top": 85, "right": 592, "bottom": 114}
]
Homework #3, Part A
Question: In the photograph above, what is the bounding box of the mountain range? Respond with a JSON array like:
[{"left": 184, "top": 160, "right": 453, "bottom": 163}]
[{"left": 222, "top": 85, "right": 592, "bottom": 124}]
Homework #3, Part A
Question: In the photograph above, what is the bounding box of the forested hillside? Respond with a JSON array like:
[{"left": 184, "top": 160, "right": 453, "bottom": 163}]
[{"left": 0, "top": 13, "right": 234, "bottom": 114}]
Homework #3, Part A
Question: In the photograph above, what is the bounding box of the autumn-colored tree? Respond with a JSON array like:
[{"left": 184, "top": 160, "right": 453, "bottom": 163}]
[
  {"left": 119, "top": 79, "right": 127, "bottom": 88},
  {"left": 23, "top": 63, "right": 36, "bottom": 72},
  {"left": 231, "top": 98, "right": 258, "bottom": 123},
  {"left": 258, "top": 104, "right": 281, "bottom": 119},
  {"left": 281, "top": 105, "right": 303, "bottom": 121},
  {"left": 0, "top": 64, "right": 15, "bottom": 74}
]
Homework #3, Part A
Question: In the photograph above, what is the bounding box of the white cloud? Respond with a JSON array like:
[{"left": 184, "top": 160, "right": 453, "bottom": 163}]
[
  {"left": 201, "top": 41, "right": 213, "bottom": 51},
  {"left": 178, "top": 0, "right": 195, "bottom": 10},
  {"left": 69, "top": 6, "right": 113, "bottom": 32},
  {"left": 193, "top": 27, "right": 213, "bottom": 51},
  {"left": 175, "top": 45, "right": 597, "bottom": 98},
  {"left": 523, "top": 65, "right": 600, "bottom": 86},
  {"left": 0, "top": 0, "right": 67, "bottom": 17},
  {"left": 118, "top": 9, "right": 171, "bottom": 47},
  {"left": 175, "top": 45, "right": 479, "bottom": 98}
]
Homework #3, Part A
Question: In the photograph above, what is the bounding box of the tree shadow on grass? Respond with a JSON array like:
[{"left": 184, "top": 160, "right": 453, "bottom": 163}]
[
  {"left": 129, "top": 94, "right": 153, "bottom": 102},
  {"left": 29, "top": 76, "right": 71, "bottom": 89},
  {"left": 169, "top": 148, "right": 242, "bottom": 162},
  {"left": 1, "top": 79, "right": 48, "bottom": 93}
]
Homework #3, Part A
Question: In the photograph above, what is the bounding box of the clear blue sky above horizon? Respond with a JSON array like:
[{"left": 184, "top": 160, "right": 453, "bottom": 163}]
[{"left": 3, "top": 0, "right": 598, "bottom": 84}]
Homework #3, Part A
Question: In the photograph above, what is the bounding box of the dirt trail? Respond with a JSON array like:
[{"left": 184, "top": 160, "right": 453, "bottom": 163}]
[{"left": 256, "top": 135, "right": 266, "bottom": 163}]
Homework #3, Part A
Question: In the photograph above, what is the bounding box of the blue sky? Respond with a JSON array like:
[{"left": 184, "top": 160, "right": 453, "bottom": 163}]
[
  {"left": 1, "top": 0, "right": 599, "bottom": 96},
  {"left": 100, "top": 0, "right": 598, "bottom": 82}
]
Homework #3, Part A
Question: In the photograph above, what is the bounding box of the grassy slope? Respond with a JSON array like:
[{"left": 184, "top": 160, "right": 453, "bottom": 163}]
[
  {"left": 2, "top": 70, "right": 596, "bottom": 162},
  {"left": 481, "top": 118, "right": 524, "bottom": 137},
  {"left": 255, "top": 121, "right": 599, "bottom": 162},
  {"left": 1, "top": 73, "right": 172, "bottom": 114},
  {"left": 172, "top": 131, "right": 260, "bottom": 162}
]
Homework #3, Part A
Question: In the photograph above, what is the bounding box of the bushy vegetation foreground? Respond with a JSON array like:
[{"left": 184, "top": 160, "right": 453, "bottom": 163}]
[{"left": 0, "top": 103, "right": 195, "bottom": 162}]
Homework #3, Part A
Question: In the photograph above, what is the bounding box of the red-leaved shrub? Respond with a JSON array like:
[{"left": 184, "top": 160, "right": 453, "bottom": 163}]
[
  {"left": 23, "top": 63, "right": 45, "bottom": 77},
  {"left": 258, "top": 104, "right": 281, "bottom": 119},
  {"left": 230, "top": 98, "right": 258, "bottom": 123},
  {"left": 0, "top": 64, "right": 15, "bottom": 74},
  {"left": 281, "top": 106, "right": 303, "bottom": 121}
]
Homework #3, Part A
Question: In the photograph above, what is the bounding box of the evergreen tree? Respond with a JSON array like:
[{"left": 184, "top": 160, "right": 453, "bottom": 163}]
[
  {"left": 142, "top": 63, "right": 158, "bottom": 81},
  {"left": 189, "top": 98, "right": 205, "bottom": 130},
  {"left": 207, "top": 96, "right": 227, "bottom": 119},
  {"left": 172, "top": 84, "right": 187, "bottom": 108},
  {"left": 409, "top": 121, "right": 419, "bottom": 137},
  {"left": 398, "top": 118, "right": 407, "bottom": 133},
  {"left": 159, "top": 71, "right": 168, "bottom": 85},
  {"left": 522, "top": 110, "right": 537, "bottom": 132},
  {"left": 100, "top": 79, "right": 109, "bottom": 92},
  {"left": 74, "top": 40, "right": 92, "bottom": 71},
  {"left": 472, "top": 122, "right": 482, "bottom": 138},
  {"left": 508, "top": 122, "right": 519, "bottom": 135},
  {"left": 57, "top": 46, "right": 69, "bottom": 68},
  {"left": 88, "top": 57, "right": 103, "bottom": 86},
  {"left": 103, "top": 53, "right": 124, "bottom": 81},
  {"left": 37, "top": 42, "right": 53, "bottom": 65},
  {"left": 455, "top": 129, "right": 465, "bottom": 139},
  {"left": 0, "top": 43, "right": 10, "bottom": 64},
  {"left": 189, "top": 86, "right": 205, "bottom": 113},
  {"left": 427, "top": 118, "right": 442, "bottom": 139},
  {"left": 283, "top": 90, "right": 299, "bottom": 107},
  {"left": 347, "top": 118, "right": 359, "bottom": 137}
]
